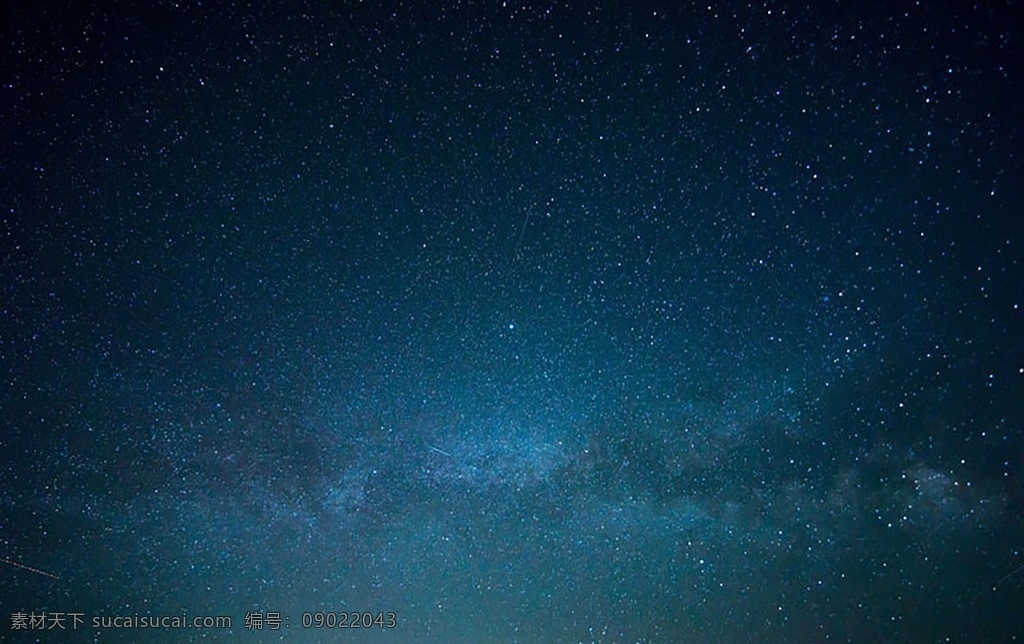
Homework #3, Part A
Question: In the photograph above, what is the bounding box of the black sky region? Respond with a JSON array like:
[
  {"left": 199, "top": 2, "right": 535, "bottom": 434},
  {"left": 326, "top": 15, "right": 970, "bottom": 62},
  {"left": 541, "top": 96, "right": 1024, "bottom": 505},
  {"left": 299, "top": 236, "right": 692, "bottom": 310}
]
[{"left": 1, "top": 1, "right": 1023, "bottom": 642}]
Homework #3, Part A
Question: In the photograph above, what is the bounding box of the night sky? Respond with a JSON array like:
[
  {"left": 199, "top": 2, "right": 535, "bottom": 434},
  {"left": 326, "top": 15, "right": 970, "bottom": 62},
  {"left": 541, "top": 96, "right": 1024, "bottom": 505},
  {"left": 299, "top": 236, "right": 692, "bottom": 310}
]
[{"left": 2, "top": 1, "right": 1023, "bottom": 642}]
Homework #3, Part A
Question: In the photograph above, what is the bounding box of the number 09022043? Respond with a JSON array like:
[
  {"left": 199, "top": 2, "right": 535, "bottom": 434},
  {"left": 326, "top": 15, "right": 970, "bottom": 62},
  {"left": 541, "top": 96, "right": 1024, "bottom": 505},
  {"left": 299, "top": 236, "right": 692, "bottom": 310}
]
[{"left": 300, "top": 611, "right": 397, "bottom": 629}]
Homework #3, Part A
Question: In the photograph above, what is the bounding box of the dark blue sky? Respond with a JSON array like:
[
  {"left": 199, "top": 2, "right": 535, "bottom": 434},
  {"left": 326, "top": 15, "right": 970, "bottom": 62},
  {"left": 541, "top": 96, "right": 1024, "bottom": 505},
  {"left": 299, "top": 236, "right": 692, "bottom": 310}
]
[{"left": 2, "top": 1, "right": 1022, "bottom": 642}]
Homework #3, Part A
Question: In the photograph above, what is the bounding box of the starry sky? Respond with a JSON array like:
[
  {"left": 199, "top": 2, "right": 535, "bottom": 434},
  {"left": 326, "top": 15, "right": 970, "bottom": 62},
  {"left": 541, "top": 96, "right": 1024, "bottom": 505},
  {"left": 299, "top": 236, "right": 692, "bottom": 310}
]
[{"left": 2, "top": 1, "right": 1023, "bottom": 642}]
